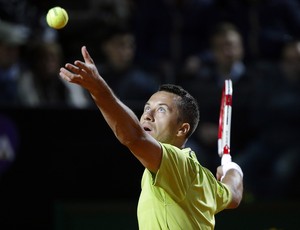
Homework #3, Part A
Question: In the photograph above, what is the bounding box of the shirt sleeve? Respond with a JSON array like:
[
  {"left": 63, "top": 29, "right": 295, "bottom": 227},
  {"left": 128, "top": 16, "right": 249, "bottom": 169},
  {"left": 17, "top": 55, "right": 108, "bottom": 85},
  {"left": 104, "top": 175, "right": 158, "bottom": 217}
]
[{"left": 152, "top": 143, "right": 232, "bottom": 212}]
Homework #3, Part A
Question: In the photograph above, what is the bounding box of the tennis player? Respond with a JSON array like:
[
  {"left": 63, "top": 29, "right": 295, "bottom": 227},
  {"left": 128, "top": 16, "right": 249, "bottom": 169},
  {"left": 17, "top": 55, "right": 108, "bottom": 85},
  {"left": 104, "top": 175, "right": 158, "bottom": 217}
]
[{"left": 59, "top": 46, "right": 243, "bottom": 229}]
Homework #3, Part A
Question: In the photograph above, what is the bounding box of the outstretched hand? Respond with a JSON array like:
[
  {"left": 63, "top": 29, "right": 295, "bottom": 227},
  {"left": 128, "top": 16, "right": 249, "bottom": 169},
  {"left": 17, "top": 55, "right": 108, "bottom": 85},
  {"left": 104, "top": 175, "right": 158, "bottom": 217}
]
[{"left": 59, "top": 46, "right": 102, "bottom": 92}]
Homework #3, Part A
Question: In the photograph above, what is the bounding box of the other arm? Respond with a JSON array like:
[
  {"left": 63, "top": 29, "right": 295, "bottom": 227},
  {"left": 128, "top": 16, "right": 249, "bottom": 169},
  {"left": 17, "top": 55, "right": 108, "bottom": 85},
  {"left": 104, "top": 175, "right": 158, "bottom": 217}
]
[{"left": 216, "top": 164, "right": 243, "bottom": 209}]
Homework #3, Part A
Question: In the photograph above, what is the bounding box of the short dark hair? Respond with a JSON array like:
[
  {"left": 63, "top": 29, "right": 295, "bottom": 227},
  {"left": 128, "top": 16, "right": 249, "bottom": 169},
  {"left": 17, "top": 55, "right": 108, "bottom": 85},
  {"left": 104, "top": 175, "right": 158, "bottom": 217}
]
[{"left": 158, "top": 84, "right": 200, "bottom": 138}]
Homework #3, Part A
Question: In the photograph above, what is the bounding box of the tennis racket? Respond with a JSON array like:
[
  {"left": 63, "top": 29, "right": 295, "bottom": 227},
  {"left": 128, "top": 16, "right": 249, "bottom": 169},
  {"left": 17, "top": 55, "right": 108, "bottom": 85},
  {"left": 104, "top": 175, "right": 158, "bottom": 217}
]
[{"left": 218, "top": 79, "right": 233, "bottom": 166}]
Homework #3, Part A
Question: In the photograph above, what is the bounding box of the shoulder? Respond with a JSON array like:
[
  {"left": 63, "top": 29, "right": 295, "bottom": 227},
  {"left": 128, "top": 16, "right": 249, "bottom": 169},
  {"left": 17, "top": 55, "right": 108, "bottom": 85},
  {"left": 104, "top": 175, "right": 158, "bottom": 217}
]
[
  {"left": 160, "top": 143, "right": 199, "bottom": 172},
  {"left": 160, "top": 143, "right": 194, "bottom": 160}
]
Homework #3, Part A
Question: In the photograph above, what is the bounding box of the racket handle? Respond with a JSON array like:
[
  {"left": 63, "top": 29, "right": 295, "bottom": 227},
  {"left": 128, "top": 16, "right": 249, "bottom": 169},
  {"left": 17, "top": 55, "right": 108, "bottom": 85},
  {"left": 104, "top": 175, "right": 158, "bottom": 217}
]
[
  {"left": 218, "top": 139, "right": 223, "bottom": 157},
  {"left": 221, "top": 159, "right": 243, "bottom": 181},
  {"left": 221, "top": 154, "right": 232, "bottom": 166}
]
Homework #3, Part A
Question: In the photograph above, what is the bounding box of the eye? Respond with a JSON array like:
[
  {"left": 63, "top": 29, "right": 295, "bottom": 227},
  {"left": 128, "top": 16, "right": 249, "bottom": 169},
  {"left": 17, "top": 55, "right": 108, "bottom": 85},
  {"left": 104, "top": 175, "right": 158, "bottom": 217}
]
[
  {"left": 158, "top": 107, "right": 166, "bottom": 112},
  {"left": 144, "top": 105, "right": 151, "bottom": 112}
]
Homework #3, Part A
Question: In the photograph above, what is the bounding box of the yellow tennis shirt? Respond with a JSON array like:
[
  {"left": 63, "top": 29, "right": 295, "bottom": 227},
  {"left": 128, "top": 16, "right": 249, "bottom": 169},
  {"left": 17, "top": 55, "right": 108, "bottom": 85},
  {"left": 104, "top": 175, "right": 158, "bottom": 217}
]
[{"left": 137, "top": 143, "right": 232, "bottom": 229}]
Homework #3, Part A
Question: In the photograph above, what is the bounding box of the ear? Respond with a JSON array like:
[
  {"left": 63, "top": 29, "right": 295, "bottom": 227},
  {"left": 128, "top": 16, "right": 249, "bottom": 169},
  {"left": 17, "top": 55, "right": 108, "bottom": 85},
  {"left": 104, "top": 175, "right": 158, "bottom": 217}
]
[{"left": 177, "top": 123, "right": 190, "bottom": 137}]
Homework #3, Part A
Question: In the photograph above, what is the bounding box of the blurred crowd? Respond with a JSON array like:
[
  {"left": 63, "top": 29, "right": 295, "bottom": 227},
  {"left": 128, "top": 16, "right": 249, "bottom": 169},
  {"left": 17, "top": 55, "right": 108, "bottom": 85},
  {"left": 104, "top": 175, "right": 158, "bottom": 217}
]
[{"left": 0, "top": 0, "right": 300, "bottom": 202}]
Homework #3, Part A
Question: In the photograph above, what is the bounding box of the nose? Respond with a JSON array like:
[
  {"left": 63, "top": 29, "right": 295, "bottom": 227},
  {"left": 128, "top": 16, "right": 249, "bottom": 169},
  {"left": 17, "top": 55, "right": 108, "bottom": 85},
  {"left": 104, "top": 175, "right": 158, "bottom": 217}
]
[{"left": 143, "top": 110, "right": 154, "bottom": 122}]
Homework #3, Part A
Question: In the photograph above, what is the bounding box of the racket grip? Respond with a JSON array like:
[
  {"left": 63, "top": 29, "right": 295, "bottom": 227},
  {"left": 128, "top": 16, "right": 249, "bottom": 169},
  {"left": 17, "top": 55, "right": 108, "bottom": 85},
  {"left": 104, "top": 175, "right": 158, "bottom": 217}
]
[
  {"left": 218, "top": 139, "right": 222, "bottom": 157},
  {"left": 221, "top": 154, "right": 232, "bottom": 166},
  {"left": 221, "top": 160, "right": 243, "bottom": 181}
]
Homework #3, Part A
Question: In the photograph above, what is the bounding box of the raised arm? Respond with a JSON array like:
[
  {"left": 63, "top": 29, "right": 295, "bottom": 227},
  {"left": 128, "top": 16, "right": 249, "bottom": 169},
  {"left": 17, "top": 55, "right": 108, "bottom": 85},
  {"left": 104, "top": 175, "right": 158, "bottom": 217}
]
[{"left": 59, "top": 46, "right": 162, "bottom": 172}]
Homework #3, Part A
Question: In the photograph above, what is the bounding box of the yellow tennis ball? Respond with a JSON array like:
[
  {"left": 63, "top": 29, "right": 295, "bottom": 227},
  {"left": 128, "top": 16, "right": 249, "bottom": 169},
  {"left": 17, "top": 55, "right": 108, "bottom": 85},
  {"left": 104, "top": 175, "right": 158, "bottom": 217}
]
[{"left": 46, "top": 6, "right": 68, "bottom": 30}]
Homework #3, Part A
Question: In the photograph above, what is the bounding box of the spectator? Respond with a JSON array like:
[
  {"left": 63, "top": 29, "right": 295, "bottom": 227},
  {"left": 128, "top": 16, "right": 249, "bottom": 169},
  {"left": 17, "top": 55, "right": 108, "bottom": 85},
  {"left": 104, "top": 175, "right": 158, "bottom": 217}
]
[
  {"left": 178, "top": 22, "right": 259, "bottom": 170},
  {"left": 96, "top": 25, "right": 161, "bottom": 108},
  {"left": 132, "top": 0, "right": 215, "bottom": 83},
  {"left": 59, "top": 0, "right": 135, "bottom": 63},
  {"left": 209, "top": 0, "right": 300, "bottom": 62},
  {"left": 0, "top": 20, "right": 29, "bottom": 106},
  {"left": 235, "top": 39, "right": 300, "bottom": 200},
  {"left": 0, "top": 0, "right": 58, "bottom": 42},
  {"left": 18, "top": 41, "right": 93, "bottom": 109}
]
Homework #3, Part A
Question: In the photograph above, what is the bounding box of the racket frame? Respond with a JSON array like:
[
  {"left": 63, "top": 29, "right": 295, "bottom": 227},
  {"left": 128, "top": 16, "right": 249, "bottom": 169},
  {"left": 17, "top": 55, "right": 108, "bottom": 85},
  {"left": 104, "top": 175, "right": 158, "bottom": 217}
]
[{"left": 218, "top": 79, "right": 233, "bottom": 165}]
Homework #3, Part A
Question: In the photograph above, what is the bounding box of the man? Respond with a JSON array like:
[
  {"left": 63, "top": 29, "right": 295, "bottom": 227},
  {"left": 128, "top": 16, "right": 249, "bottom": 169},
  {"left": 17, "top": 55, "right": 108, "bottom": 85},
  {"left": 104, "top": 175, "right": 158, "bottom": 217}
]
[{"left": 59, "top": 46, "right": 243, "bottom": 229}]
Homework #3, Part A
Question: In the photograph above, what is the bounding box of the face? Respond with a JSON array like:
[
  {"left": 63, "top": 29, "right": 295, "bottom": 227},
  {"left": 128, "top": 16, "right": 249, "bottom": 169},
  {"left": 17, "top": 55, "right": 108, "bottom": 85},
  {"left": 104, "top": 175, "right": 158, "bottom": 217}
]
[
  {"left": 140, "top": 91, "right": 183, "bottom": 145},
  {"left": 213, "top": 31, "right": 244, "bottom": 67},
  {"left": 103, "top": 33, "right": 135, "bottom": 70}
]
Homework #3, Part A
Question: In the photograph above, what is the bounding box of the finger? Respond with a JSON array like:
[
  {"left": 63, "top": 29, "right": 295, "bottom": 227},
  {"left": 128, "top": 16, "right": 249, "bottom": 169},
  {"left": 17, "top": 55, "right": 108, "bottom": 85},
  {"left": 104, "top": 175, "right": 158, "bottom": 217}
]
[
  {"left": 65, "top": 63, "right": 82, "bottom": 73},
  {"left": 216, "top": 166, "right": 223, "bottom": 180},
  {"left": 59, "top": 65, "right": 83, "bottom": 82},
  {"left": 59, "top": 67, "right": 72, "bottom": 82},
  {"left": 216, "top": 173, "right": 221, "bottom": 181},
  {"left": 65, "top": 63, "right": 89, "bottom": 79},
  {"left": 73, "top": 61, "right": 88, "bottom": 74},
  {"left": 81, "top": 46, "right": 94, "bottom": 65}
]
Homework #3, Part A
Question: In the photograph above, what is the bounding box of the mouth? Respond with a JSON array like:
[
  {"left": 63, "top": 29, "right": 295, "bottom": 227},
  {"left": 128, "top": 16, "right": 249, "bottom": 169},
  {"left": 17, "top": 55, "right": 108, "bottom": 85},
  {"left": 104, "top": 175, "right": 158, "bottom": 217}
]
[{"left": 143, "top": 125, "right": 152, "bottom": 133}]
